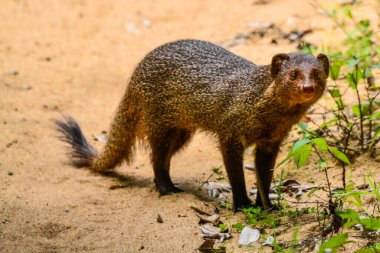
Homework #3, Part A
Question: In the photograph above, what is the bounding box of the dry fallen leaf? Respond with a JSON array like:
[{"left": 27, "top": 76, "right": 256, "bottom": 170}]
[
  {"left": 196, "top": 213, "right": 221, "bottom": 224},
  {"left": 190, "top": 204, "right": 214, "bottom": 216},
  {"left": 200, "top": 224, "right": 232, "bottom": 242}
]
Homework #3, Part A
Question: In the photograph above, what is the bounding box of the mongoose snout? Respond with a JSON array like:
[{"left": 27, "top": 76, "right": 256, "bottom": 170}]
[
  {"left": 56, "top": 40, "right": 329, "bottom": 212},
  {"left": 301, "top": 84, "right": 315, "bottom": 94}
]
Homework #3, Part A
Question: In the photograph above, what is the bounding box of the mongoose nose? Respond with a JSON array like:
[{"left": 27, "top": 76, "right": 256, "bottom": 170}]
[{"left": 301, "top": 85, "right": 315, "bottom": 94}]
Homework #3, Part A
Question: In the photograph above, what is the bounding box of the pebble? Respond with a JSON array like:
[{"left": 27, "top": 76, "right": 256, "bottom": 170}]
[
  {"left": 238, "top": 226, "right": 260, "bottom": 246},
  {"left": 156, "top": 214, "right": 163, "bottom": 223}
]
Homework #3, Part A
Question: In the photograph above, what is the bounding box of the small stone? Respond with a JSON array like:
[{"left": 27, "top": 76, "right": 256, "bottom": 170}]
[
  {"left": 157, "top": 214, "right": 163, "bottom": 223},
  {"left": 238, "top": 227, "right": 260, "bottom": 246},
  {"left": 243, "top": 164, "right": 255, "bottom": 171},
  {"left": 126, "top": 23, "right": 139, "bottom": 34},
  {"left": 64, "top": 207, "right": 70, "bottom": 213},
  {"left": 263, "top": 235, "right": 274, "bottom": 246},
  {"left": 93, "top": 133, "right": 107, "bottom": 142},
  {"left": 141, "top": 17, "right": 152, "bottom": 28},
  {"left": 7, "top": 171, "right": 13, "bottom": 176}
]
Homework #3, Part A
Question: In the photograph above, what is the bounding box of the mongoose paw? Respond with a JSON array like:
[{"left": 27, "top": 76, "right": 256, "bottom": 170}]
[
  {"left": 233, "top": 199, "right": 253, "bottom": 212},
  {"left": 255, "top": 199, "right": 281, "bottom": 211},
  {"left": 158, "top": 186, "right": 184, "bottom": 196}
]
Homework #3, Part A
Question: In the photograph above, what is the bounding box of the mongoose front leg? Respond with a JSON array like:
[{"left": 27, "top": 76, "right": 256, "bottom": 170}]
[
  {"left": 220, "top": 138, "right": 252, "bottom": 212},
  {"left": 254, "top": 142, "right": 280, "bottom": 209}
]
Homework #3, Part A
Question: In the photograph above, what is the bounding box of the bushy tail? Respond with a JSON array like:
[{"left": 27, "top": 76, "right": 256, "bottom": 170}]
[
  {"left": 54, "top": 115, "right": 99, "bottom": 167},
  {"left": 55, "top": 93, "right": 139, "bottom": 172}
]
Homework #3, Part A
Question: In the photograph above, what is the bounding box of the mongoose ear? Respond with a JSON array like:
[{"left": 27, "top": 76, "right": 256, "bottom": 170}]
[
  {"left": 317, "top": 53, "right": 330, "bottom": 76},
  {"left": 271, "top": 53, "right": 290, "bottom": 78}
]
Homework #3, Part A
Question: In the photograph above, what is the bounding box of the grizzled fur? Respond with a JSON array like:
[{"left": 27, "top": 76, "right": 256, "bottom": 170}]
[{"left": 56, "top": 39, "right": 329, "bottom": 211}]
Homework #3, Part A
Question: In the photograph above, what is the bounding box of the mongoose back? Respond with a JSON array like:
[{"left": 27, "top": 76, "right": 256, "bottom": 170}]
[{"left": 56, "top": 39, "right": 329, "bottom": 211}]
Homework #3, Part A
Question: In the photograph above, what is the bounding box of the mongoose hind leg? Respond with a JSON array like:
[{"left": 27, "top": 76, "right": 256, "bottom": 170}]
[
  {"left": 254, "top": 142, "right": 281, "bottom": 209},
  {"left": 149, "top": 127, "right": 194, "bottom": 195},
  {"left": 220, "top": 137, "right": 252, "bottom": 212}
]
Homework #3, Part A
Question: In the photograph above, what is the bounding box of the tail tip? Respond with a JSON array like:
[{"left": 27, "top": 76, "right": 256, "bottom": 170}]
[{"left": 54, "top": 115, "right": 98, "bottom": 168}]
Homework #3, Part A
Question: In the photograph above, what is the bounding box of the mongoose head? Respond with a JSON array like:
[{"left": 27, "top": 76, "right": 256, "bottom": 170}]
[{"left": 270, "top": 52, "right": 329, "bottom": 105}]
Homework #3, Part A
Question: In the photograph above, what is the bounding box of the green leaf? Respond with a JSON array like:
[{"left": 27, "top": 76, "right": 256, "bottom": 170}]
[
  {"left": 354, "top": 248, "right": 378, "bottom": 253},
  {"left": 343, "top": 220, "right": 358, "bottom": 228},
  {"left": 364, "top": 67, "right": 373, "bottom": 78},
  {"left": 358, "top": 19, "right": 370, "bottom": 32},
  {"left": 278, "top": 138, "right": 314, "bottom": 169},
  {"left": 346, "top": 73, "right": 357, "bottom": 89},
  {"left": 330, "top": 64, "right": 341, "bottom": 80},
  {"left": 341, "top": 6, "right": 353, "bottom": 19},
  {"left": 352, "top": 103, "right": 371, "bottom": 117},
  {"left": 371, "top": 64, "right": 380, "bottom": 69},
  {"left": 344, "top": 183, "right": 356, "bottom": 191},
  {"left": 218, "top": 223, "right": 228, "bottom": 232},
  {"left": 232, "top": 222, "right": 244, "bottom": 231},
  {"left": 368, "top": 110, "right": 380, "bottom": 120},
  {"left": 313, "top": 138, "right": 329, "bottom": 151},
  {"left": 347, "top": 59, "right": 359, "bottom": 67},
  {"left": 329, "top": 147, "right": 350, "bottom": 164},
  {"left": 307, "top": 187, "right": 320, "bottom": 197},
  {"left": 298, "top": 122, "right": 308, "bottom": 130},
  {"left": 329, "top": 88, "right": 341, "bottom": 98},
  {"left": 320, "top": 117, "right": 338, "bottom": 129},
  {"left": 354, "top": 68, "right": 364, "bottom": 84},
  {"left": 319, "top": 161, "right": 328, "bottom": 168},
  {"left": 292, "top": 139, "right": 311, "bottom": 152},
  {"left": 366, "top": 176, "right": 380, "bottom": 202},
  {"left": 318, "top": 233, "right": 348, "bottom": 253},
  {"left": 293, "top": 143, "right": 312, "bottom": 168},
  {"left": 335, "top": 190, "right": 372, "bottom": 198},
  {"left": 353, "top": 194, "right": 364, "bottom": 206},
  {"left": 360, "top": 218, "right": 380, "bottom": 230},
  {"left": 336, "top": 209, "right": 360, "bottom": 219},
  {"left": 352, "top": 105, "right": 361, "bottom": 117},
  {"left": 346, "top": 69, "right": 364, "bottom": 89}
]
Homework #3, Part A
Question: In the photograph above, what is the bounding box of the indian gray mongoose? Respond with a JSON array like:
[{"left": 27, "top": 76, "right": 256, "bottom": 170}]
[{"left": 55, "top": 39, "right": 329, "bottom": 211}]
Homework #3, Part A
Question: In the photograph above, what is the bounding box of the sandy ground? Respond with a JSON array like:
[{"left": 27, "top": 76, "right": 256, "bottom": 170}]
[{"left": 1, "top": 0, "right": 379, "bottom": 252}]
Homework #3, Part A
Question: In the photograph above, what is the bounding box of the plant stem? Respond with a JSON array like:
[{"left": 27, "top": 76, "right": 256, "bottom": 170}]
[
  {"left": 352, "top": 64, "right": 365, "bottom": 151},
  {"left": 312, "top": 145, "right": 332, "bottom": 195}
]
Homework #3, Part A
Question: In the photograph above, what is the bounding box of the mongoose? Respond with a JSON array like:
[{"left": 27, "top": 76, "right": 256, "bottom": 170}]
[{"left": 55, "top": 39, "right": 329, "bottom": 211}]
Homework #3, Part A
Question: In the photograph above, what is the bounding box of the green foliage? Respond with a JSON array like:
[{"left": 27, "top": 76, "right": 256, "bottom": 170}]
[
  {"left": 279, "top": 2, "right": 380, "bottom": 251},
  {"left": 366, "top": 176, "right": 380, "bottom": 202},
  {"left": 318, "top": 233, "right": 348, "bottom": 253},
  {"left": 336, "top": 209, "right": 380, "bottom": 230},
  {"left": 233, "top": 3, "right": 380, "bottom": 252},
  {"left": 290, "top": 225, "right": 300, "bottom": 251},
  {"left": 279, "top": 133, "right": 351, "bottom": 168},
  {"left": 212, "top": 166, "right": 226, "bottom": 180},
  {"left": 242, "top": 206, "right": 279, "bottom": 228},
  {"left": 231, "top": 222, "right": 244, "bottom": 232},
  {"left": 218, "top": 223, "right": 229, "bottom": 232},
  {"left": 354, "top": 244, "right": 380, "bottom": 253}
]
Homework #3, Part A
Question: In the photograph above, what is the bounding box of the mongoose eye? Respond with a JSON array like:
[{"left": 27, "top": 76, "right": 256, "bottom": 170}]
[
  {"left": 314, "top": 72, "right": 320, "bottom": 80},
  {"left": 290, "top": 71, "right": 297, "bottom": 81}
]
